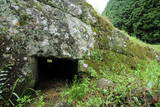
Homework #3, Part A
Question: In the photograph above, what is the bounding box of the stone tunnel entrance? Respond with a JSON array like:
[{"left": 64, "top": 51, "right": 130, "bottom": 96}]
[{"left": 34, "top": 57, "right": 78, "bottom": 89}]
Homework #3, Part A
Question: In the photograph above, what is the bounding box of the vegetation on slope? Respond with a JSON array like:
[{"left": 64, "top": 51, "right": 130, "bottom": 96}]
[
  {"left": 0, "top": 0, "right": 160, "bottom": 107},
  {"left": 61, "top": 59, "right": 160, "bottom": 106},
  {"left": 60, "top": 7, "right": 160, "bottom": 105},
  {"left": 103, "top": 0, "right": 160, "bottom": 43}
]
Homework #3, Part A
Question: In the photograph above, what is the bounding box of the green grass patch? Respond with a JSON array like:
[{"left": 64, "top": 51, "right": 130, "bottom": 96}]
[
  {"left": 61, "top": 48, "right": 160, "bottom": 106},
  {"left": 120, "top": 30, "right": 160, "bottom": 52}
]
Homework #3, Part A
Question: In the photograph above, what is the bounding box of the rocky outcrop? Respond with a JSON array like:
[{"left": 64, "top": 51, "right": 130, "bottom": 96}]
[{"left": 0, "top": 0, "right": 95, "bottom": 97}]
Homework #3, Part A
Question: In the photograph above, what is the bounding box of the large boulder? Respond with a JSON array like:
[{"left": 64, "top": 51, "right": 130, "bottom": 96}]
[{"left": 0, "top": 0, "right": 95, "bottom": 96}]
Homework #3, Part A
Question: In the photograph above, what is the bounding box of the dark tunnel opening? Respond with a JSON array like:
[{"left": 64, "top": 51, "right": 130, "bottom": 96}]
[{"left": 35, "top": 57, "right": 78, "bottom": 89}]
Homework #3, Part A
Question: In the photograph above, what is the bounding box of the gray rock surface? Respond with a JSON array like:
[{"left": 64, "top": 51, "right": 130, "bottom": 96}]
[
  {"left": 54, "top": 102, "right": 69, "bottom": 107},
  {"left": 156, "top": 53, "right": 160, "bottom": 62},
  {"left": 0, "top": 0, "right": 95, "bottom": 96},
  {"left": 97, "top": 78, "right": 115, "bottom": 89}
]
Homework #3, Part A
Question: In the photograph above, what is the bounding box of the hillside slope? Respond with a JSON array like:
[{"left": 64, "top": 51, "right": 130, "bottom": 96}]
[{"left": 0, "top": 0, "right": 160, "bottom": 106}]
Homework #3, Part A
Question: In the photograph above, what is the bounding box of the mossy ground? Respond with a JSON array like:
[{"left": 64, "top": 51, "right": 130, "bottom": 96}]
[{"left": 60, "top": 47, "right": 160, "bottom": 107}]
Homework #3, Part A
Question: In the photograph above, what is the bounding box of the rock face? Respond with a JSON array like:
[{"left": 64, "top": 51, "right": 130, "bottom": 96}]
[{"left": 0, "top": 0, "right": 95, "bottom": 96}]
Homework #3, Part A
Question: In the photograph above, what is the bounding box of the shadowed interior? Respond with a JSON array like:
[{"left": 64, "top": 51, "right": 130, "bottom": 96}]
[{"left": 35, "top": 57, "right": 78, "bottom": 89}]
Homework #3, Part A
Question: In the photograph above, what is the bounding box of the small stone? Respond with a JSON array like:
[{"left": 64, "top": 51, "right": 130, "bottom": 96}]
[
  {"left": 3, "top": 54, "right": 10, "bottom": 58},
  {"left": 41, "top": 39, "right": 49, "bottom": 46},
  {"left": 13, "top": 19, "right": 18, "bottom": 25},
  {"left": 83, "top": 63, "right": 88, "bottom": 68},
  {"left": 11, "top": 4, "right": 19, "bottom": 10},
  {"left": 156, "top": 54, "right": 160, "bottom": 62},
  {"left": 53, "top": 102, "right": 69, "bottom": 107},
  {"left": 6, "top": 47, "right": 11, "bottom": 51},
  {"left": 97, "top": 78, "right": 115, "bottom": 89},
  {"left": 23, "top": 57, "right": 28, "bottom": 61},
  {"left": 0, "top": 83, "right": 5, "bottom": 86}
]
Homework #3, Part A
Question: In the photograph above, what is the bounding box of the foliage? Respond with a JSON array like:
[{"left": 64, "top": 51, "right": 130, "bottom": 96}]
[
  {"left": 16, "top": 96, "right": 31, "bottom": 107},
  {"left": 103, "top": 0, "right": 160, "bottom": 43},
  {"left": 87, "top": 67, "right": 97, "bottom": 78},
  {"left": 0, "top": 79, "right": 45, "bottom": 107},
  {"left": 35, "top": 96, "right": 45, "bottom": 107},
  {"left": 61, "top": 78, "right": 91, "bottom": 104},
  {"left": 77, "top": 97, "right": 105, "bottom": 107},
  {"left": 61, "top": 46, "right": 160, "bottom": 106}
]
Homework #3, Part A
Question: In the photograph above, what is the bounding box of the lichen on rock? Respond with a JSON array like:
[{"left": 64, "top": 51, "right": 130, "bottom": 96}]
[{"left": 0, "top": 0, "right": 96, "bottom": 97}]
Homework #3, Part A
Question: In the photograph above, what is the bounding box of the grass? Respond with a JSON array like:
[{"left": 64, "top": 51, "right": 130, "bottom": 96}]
[
  {"left": 60, "top": 34, "right": 160, "bottom": 106},
  {"left": 0, "top": 82, "right": 45, "bottom": 107},
  {"left": 130, "top": 36, "right": 160, "bottom": 52},
  {"left": 61, "top": 59, "right": 160, "bottom": 106},
  {"left": 152, "top": 44, "right": 160, "bottom": 51},
  {"left": 120, "top": 30, "right": 160, "bottom": 52}
]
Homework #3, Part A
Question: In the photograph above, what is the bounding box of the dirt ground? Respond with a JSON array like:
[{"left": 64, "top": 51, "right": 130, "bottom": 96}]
[{"left": 28, "top": 80, "right": 68, "bottom": 107}]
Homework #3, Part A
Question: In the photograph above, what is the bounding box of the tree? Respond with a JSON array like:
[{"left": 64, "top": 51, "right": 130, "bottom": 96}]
[{"left": 103, "top": 0, "right": 160, "bottom": 43}]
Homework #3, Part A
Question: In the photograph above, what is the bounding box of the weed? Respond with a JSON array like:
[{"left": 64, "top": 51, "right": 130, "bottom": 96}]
[
  {"left": 61, "top": 78, "right": 90, "bottom": 104},
  {"left": 0, "top": 79, "right": 45, "bottom": 107},
  {"left": 61, "top": 59, "right": 160, "bottom": 106},
  {"left": 87, "top": 67, "right": 97, "bottom": 78},
  {"left": 16, "top": 96, "right": 31, "bottom": 107},
  {"left": 35, "top": 96, "right": 45, "bottom": 107}
]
